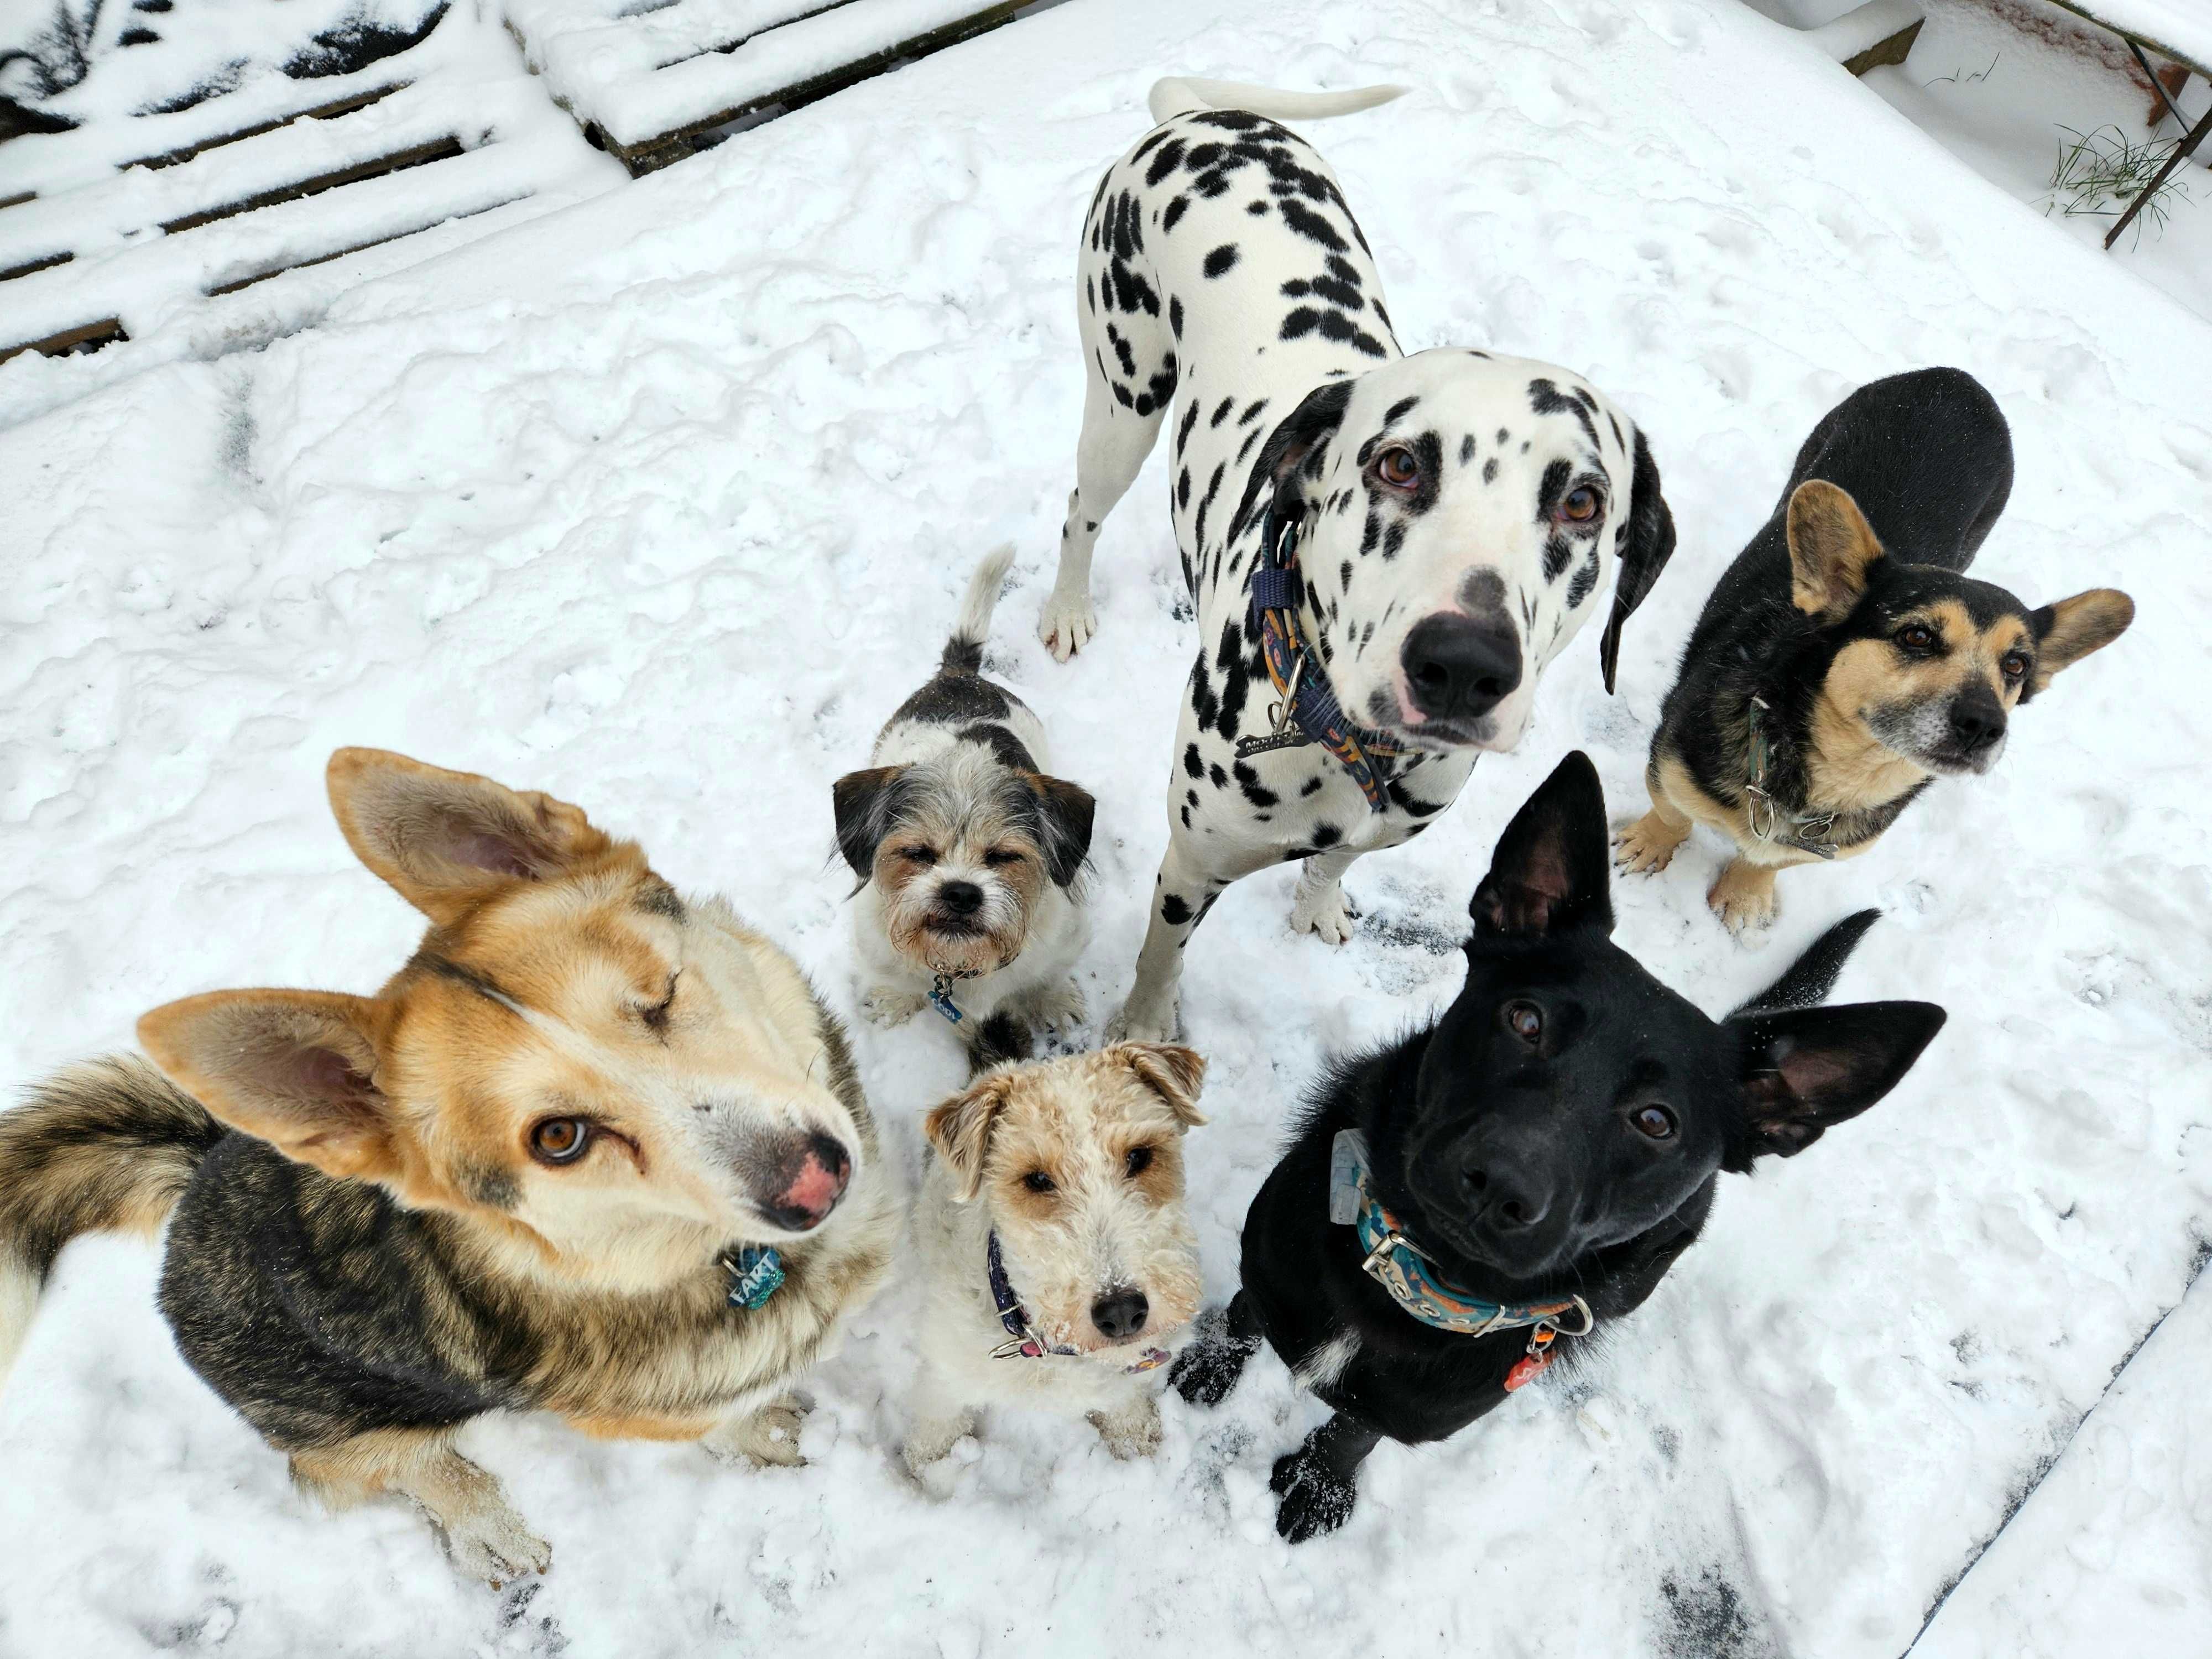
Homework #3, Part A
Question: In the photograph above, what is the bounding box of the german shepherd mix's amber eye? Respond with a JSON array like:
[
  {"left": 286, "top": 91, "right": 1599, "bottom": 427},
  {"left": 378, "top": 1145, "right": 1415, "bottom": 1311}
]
[
  {"left": 1562, "top": 485, "right": 1602, "bottom": 522},
  {"left": 2000, "top": 650, "right": 2030, "bottom": 683},
  {"left": 1894, "top": 622, "right": 1938, "bottom": 653},
  {"left": 530, "top": 1118, "right": 593, "bottom": 1165},
  {"left": 1375, "top": 446, "right": 1420, "bottom": 489}
]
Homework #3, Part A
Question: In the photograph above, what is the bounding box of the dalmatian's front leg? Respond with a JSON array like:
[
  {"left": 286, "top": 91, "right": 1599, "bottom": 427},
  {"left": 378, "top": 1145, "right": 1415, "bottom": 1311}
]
[
  {"left": 1289, "top": 846, "right": 1363, "bottom": 945},
  {"left": 1108, "top": 836, "right": 1229, "bottom": 1044}
]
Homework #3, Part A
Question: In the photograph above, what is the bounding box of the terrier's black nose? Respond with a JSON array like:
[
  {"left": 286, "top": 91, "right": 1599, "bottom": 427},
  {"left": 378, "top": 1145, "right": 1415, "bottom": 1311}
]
[
  {"left": 1948, "top": 694, "right": 2006, "bottom": 753},
  {"left": 1091, "top": 1288, "right": 1150, "bottom": 1340},
  {"left": 1402, "top": 613, "right": 1522, "bottom": 723},
  {"left": 937, "top": 880, "right": 984, "bottom": 916}
]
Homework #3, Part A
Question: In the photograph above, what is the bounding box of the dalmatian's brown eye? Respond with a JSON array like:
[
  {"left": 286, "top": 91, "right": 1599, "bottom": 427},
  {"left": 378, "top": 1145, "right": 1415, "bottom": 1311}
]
[
  {"left": 530, "top": 1117, "right": 592, "bottom": 1165},
  {"left": 1124, "top": 1146, "right": 1155, "bottom": 1179},
  {"left": 1631, "top": 1105, "right": 1677, "bottom": 1141},
  {"left": 1895, "top": 623, "right": 1938, "bottom": 653},
  {"left": 2000, "top": 651, "right": 2030, "bottom": 681},
  {"left": 1503, "top": 1001, "right": 1542, "bottom": 1043},
  {"left": 1022, "top": 1170, "right": 1057, "bottom": 1194},
  {"left": 1375, "top": 447, "right": 1420, "bottom": 489},
  {"left": 1562, "top": 486, "right": 1601, "bottom": 522}
]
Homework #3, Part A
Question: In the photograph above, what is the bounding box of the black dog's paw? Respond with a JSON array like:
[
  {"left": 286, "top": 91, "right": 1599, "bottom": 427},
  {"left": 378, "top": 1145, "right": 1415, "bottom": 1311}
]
[
  {"left": 1269, "top": 1449, "right": 1358, "bottom": 1543},
  {"left": 1169, "top": 1334, "right": 1255, "bottom": 1408}
]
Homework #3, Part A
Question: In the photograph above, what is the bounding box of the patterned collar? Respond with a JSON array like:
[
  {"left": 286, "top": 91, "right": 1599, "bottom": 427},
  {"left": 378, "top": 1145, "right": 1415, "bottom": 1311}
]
[
  {"left": 984, "top": 1232, "right": 1170, "bottom": 1374},
  {"left": 1238, "top": 508, "right": 1406, "bottom": 813},
  {"left": 1328, "top": 1130, "right": 1592, "bottom": 1386}
]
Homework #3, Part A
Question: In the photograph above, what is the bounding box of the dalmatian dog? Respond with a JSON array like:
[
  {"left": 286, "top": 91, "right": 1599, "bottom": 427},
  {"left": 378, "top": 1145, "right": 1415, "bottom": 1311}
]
[{"left": 1038, "top": 77, "right": 1679, "bottom": 1041}]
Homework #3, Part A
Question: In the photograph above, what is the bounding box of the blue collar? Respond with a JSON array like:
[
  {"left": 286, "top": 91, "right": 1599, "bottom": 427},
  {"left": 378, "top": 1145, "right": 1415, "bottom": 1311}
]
[
  {"left": 984, "top": 1232, "right": 1170, "bottom": 1373},
  {"left": 1328, "top": 1131, "right": 1593, "bottom": 1343}
]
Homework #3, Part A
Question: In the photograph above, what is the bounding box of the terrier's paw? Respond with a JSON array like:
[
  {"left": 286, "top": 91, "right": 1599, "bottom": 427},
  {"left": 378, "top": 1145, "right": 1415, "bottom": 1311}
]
[
  {"left": 434, "top": 1497, "right": 551, "bottom": 1587},
  {"left": 1269, "top": 1449, "right": 1358, "bottom": 1543},
  {"left": 900, "top": 1412, "right": 978, "bottom": 1479},
  {"left": 1089, "top": 1396, "right": 1163, "bottom": 1460},
  {"left": 1170, "top": 1333, "right": 1258, "bottom": 1409},
  {"left": 1708, "top": 862, "right": 1778, "bottom": 935},
  {"left": 863, "top": 987, "right": 926, "bottom": 1028},
  {"left": 1291, "top": 883, "right": 1357, "bottom": 945},
  {"left": 704, "top": 1397, "right": 810, "bottom": 1469},
  {"left": 1614, "top": 811, "right": 1688, "bottom": 875},
  {"left": 1039, "top": 590, "right": 1098, "bottom": 661}
]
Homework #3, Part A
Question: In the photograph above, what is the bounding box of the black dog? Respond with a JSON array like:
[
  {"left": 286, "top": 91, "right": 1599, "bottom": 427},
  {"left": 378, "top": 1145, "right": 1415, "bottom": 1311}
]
[
  {"left": 1171, "top": 752, "right": 1945, "bottom": 1541},
  {"left": 1618, "top": 367, "right": 2132, "bottom": 933}
]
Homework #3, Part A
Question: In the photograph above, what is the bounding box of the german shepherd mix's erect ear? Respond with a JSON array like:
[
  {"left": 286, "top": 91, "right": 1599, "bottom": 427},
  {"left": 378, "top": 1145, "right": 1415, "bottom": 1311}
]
[
  {"left": 1170, "top": 752, "right": 1946, "bottom": 1542},
  {"left": 0, "top": 750, "right": 897, "bottom": 1583},
  {"left": 1616, "top": 367, "right": 2133, "bottom": 933}
]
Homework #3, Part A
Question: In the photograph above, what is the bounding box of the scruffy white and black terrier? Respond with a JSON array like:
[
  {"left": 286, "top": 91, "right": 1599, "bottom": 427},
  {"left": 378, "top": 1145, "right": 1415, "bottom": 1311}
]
[
  {"left": 834, "top": 547, "right": 1095, "bottom": 1068},
  {"left": 902, "top": 1044, "right": 1208, "bottom": 1473}
]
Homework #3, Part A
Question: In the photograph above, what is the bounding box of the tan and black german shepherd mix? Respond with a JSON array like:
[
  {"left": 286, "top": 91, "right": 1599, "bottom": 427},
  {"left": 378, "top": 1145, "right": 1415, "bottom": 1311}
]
[
  {"left": 1618, "top": 368, "right": 2133, "bottom": 930},
  {"left": 0, "top": 750, "right": 898, "bottom": 1582}
]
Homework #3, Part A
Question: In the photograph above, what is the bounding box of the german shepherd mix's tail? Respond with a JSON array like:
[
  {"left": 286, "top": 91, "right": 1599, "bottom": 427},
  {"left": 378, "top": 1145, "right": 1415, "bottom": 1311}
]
[{"left": 0, "top": 749, "right": 898, "bottom": 1582}]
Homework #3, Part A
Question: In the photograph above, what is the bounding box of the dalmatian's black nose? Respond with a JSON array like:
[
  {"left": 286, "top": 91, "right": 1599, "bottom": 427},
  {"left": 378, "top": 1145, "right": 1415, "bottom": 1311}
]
[{"left": 1402, "top": 614, "right": 1522, "bottom": 722}]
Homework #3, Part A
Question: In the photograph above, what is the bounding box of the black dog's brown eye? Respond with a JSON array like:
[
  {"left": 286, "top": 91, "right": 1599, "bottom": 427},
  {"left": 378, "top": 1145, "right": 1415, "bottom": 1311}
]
[
  {"left": 2000, "top": 651, "right": 2030, "bottom": 680},
  {"left": 1376, "top": 447, "right": 1420, "bottom": 488},
  {"left": 1022, "top": 1170, "right": 1057, "bottom": 1194},
  {"left": 1124, "top": 1146, "right": 1154, "bottom": 1179},
  {"left": 1503, "top": 1001, "right": 1542, "bottom": 1042},
  {"left": 983, "top": 849, "right": 1024, "bottom": 867},
  {"left": 1631, "top": 1105, "right": 1677, "bottom": 1140},
  {"left": 1562, "top": 486, "right": 1601, "bottom": 522},
  {"left": 530, "top": 1118, "right": 592, "bottom": 1164},
  {"left": 1895, "top": 623, "right": 1937, "bottom": 652},
  {"left": 903, "top": 847, "right": 939, "bottom": 866}
]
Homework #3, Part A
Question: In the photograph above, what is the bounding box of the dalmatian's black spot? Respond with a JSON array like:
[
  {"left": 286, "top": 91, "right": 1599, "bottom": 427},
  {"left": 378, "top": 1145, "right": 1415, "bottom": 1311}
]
[
  {"left": 1239, "top": 400, "right": 1269, "bottom": 425},
  {"left": 1277, "top": 198, "right": 1348, "bottom": 252},
  {"left": 1566, "top": 545, "right": 1601, "bottom": 609},
  {"left": 1232, "top": 761, "right": 1279, "bottom": 808},
  {"left": 1281, "top": 278, "right": 1310, "bottom": 298},
  {"left": 1186, "top": 789, "right": 1201, "bottom": 811},
  {"left": 1179, "top": 804, "right": 1192, "bottom": 828},
  {"left": 1311, "top": 273, "right": 1362, "bottom": 310},
  {"left": 1381, "top": 520, "right": 1406, "bottom": 560},
  {"left": 1459, "top": 434, "right": 1476, "bottom": 465},
  {"left": 1208, "top": 763, "right": 1227, "bottom": 790},
  {"left": 1339, "top": 559, "right": 1353, "bottom": 591},
  {"left": 1193, "top": 170, "right": 1231, "bottom": 198},
  {"left": 1178, "top": 467, "right": 1192, "bottom": 509},
  {"left": 1204, "top": 244, "right": 1241, "bottom": 279},
  {"left": 1192, "top": 461, "right": 1227, "bottom": 552},
  {"left": 1188, "top": 658, "right": 1219, "bottom": 733},
  {"left": 1300, "top": 776, "right": 1326, "bottom": 797},
  {"left": 1373, "top": 300, "right": 1391, "bottom": 334},
  {"left": 1217, "top": 650, "right": 1250, "bottom": 740},
  {"left": 1191, "top": 108, "right": 1270, "bottom": 131},
  {"left": 1536, "top": 457, "right": 1573, "bottom": 523},
  {"left": 1385, "top": 396, "right": 1419, "bottom": 425},
  {"left": 1529, "top": 377, "right": 1602, "bottom": 450},
  {"left": 1163, "top": 195, "right": 1189, "bottom": 234},
  {"left": 1086, "top": 276, "right": 1095, "bottom": 314},
  {"left": 1401, "top": 432, "right": 1443, "bottom": 514},
  {"left": 1145, "top": 139, "right": 1187, "bottom": 185},
  {"left": 1162, "top": 893, "right": 1193, "bottom": 925},
  {"left": 1177, "top": 400, "right": 1201, "bottom": 457},
  {"left": 1107, "top": 325, "right": 1136, "bottom": 377},
  {"left": 1248, "top": 200, "right": 1268, "bottom": 216},
  {"left": 1237, "top": 427, "right": 1262, "bottom": 463},
  {"left": 1542, "top": 534, "right": 1572, "bottom": 583},
  {"left": 1310, "top": 822, "right": 1342, "bottom": 850},
  {"left": 1496, "top": 428, "right": 1510, "bottom": 445},
  {"left": 1483, "top": 457, "right": 1499, "bottom": 483},
  {"left": 1384, "top": 781, "right": 1448, "bottom": 817},
  {"left": 1211, "top": 395, "right": 1235, "bottom": 427},
  {"left": 1183, "top": 742, "right": 1204, "bottom": 778},
  {"left": 1112, "top": 382, "right": 1134, "bottom": 409},
  {"left": 1360, "top": 509, "right": 1381, "bottom": 556}
]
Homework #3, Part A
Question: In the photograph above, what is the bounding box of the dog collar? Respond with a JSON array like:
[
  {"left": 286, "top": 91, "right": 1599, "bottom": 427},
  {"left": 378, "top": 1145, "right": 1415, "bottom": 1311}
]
[
  {"left": 984, "top": 1232, "right": 1170, "bottom": 1374},
  {"left": 1328, "top": 1130, "right": 1592, "bottom": 1386},
  {"left": 1237, "top": 510, "right": 1405, "bottom": 813},
  {"left": 721, "top": 1244, "right": 785, "bottom": 1311},
  {"left": 1744, "top": 695, "right": 1838, "bottom": 858}
]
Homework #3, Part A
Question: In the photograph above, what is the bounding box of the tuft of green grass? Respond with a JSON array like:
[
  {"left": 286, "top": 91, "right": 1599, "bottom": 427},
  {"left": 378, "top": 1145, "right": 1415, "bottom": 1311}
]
[{"left": 2045, "top": 124, "right": 2194, "bottom": 246}]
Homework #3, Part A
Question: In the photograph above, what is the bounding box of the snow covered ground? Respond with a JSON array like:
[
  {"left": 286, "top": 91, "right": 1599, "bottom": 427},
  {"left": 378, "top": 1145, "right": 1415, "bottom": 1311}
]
[{"left": 1, "top": 0, "right": 2209, "bottom": 1654}]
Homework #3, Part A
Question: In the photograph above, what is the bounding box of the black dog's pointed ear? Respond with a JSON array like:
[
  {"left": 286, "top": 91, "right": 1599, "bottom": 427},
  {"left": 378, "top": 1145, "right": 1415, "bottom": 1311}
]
[
  {"left": 1786, "top": 479, "right": 1885, "bottom": 623},
  {"left": 831, "top": 766, "right": 907, "bottom": 881},
  {"left": 1470, "top": 751, "right": 1614, "bottom": 937},
  {"left": 1225, "top": 378, "right": 1357, "bottom": 549},
  {"left": 1599, "top": 427, "right": 1677, "bottom": 694},
  {"left": 1026, "top": 774, "right": 1095, "bottom": 888},
  {"left": 1728, "top": 1001, "right": 1945, "bottom": 1166}
]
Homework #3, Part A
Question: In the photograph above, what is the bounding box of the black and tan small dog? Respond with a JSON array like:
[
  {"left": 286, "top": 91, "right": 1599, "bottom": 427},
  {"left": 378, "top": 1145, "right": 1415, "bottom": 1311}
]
[
  {"left": 1616, "top": 367, "right": 2133, "bottom": 931},
  {"left": 1171, "top": 753, "right": 1944, "bottom": 1541},
  {"left": 0, "top": 750, "right": 898, "bottom": 1581}
]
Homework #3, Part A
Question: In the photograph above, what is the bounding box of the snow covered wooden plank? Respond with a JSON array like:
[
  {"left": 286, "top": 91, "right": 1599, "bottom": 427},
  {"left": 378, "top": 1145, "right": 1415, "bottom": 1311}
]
[
  {"left": 506, "top": 0, "right": 1031, "bottom": 173},
  {"left": 2041, "top": 0, "right": 2212, "bottom": 77},
  {"left": 1807, "top": 0, "right": 1925, "bottom": 77}
]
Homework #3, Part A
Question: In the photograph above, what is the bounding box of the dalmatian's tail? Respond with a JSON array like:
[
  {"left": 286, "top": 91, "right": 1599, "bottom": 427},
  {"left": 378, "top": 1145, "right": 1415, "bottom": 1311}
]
[
  {"left": 941, "top": 543, "right": 1017, "bottom": 675},
  {"left": 1146, "top": 77, "right": 1405, "bottom": 126}
]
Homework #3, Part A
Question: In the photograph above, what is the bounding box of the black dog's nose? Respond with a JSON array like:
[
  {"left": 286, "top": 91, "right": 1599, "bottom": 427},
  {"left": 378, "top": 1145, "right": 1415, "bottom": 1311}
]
[
  {"left": 1948, "top": 693, "right": 2006, "bottom": 753},
  {"left": 1091, "top": 1288, "right": 1150, "bottom": 1339},
  {"left": 1463, "top": 1159, "right": 1551, "bottom": 1233},
  {"left": 937, "top": 880, "right": 984, "bottom": 916},
  {"left": 1401, "top": 613, "right": 1522, "bottom": 723}
]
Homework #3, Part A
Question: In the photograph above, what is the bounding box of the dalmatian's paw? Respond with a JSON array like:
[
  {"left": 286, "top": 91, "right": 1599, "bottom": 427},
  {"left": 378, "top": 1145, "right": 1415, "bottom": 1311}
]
[
  {"left": 1291, "top": 883, "right": 1357, "bottom": 946},
  {"left": 1039, "top": 588, "right": 1098, "bottom": 661}
]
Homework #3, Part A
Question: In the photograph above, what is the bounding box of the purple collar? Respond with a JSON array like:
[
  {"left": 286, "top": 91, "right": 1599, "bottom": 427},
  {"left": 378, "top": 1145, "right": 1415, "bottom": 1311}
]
[{"left": 984, "top": 1232, "right": 1170, "bottom": 1374}]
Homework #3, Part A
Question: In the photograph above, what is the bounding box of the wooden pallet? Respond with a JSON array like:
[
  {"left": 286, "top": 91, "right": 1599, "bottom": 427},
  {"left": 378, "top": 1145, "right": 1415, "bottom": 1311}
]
[
  {"left": 0, "top": 9, "right": 620, "bottom": 368},
  {"left": 505, "top": 0, "right": 1032, "bottom": 175}
]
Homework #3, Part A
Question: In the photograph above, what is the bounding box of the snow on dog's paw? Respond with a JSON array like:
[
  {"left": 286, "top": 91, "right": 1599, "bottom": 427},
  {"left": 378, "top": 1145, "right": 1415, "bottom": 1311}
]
[
  {"left": 863, "top": 987, "right": 926, "bottom": 1027},
  {"left": 1105, "top": 997, "right": 1179, "bottom": 1045},
  {"left": 1089, "top": 1396, "right": 1163, "bottom": 1460},
  {"left": 705, "top": 1397, "right": 810, "bottom": 1469},
  {"left": 1291, "top": 883, "right": 1357, "bottom": 945},
  {"left": 1269, "top": 1451, "right": 1356, "bottom": 1543},
  {"left": 1038, "top": 589, "right": 1098, "bottom": 661},
  {"left": 436, "top": 1499, "right": 551, "bottom": 1587},
  {"left": 1614, "top": 812, "right": 1687, "bottom": 875}
]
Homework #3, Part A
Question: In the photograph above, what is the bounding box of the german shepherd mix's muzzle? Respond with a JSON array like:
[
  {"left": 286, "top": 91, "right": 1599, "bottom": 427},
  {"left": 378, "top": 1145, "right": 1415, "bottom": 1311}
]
[
  {"left": 1618, "top": 367, "right": 2132, "bottom": 932},
  {"left": 1171, "top": 753, "right": 1944, "bottom": 1542},
  {"left": 0, "top": 750, "right": 898, "bottom": 1582}
]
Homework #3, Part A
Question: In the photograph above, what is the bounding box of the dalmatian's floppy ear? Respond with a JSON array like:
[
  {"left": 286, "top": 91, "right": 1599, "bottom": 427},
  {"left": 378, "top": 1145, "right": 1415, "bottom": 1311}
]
[
  {"left": 1226, "top": 378, "right": 1357, "bottom": 548},
  {"left": 1598, "top": 427, "right": 1678, "bottom": 695}
]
